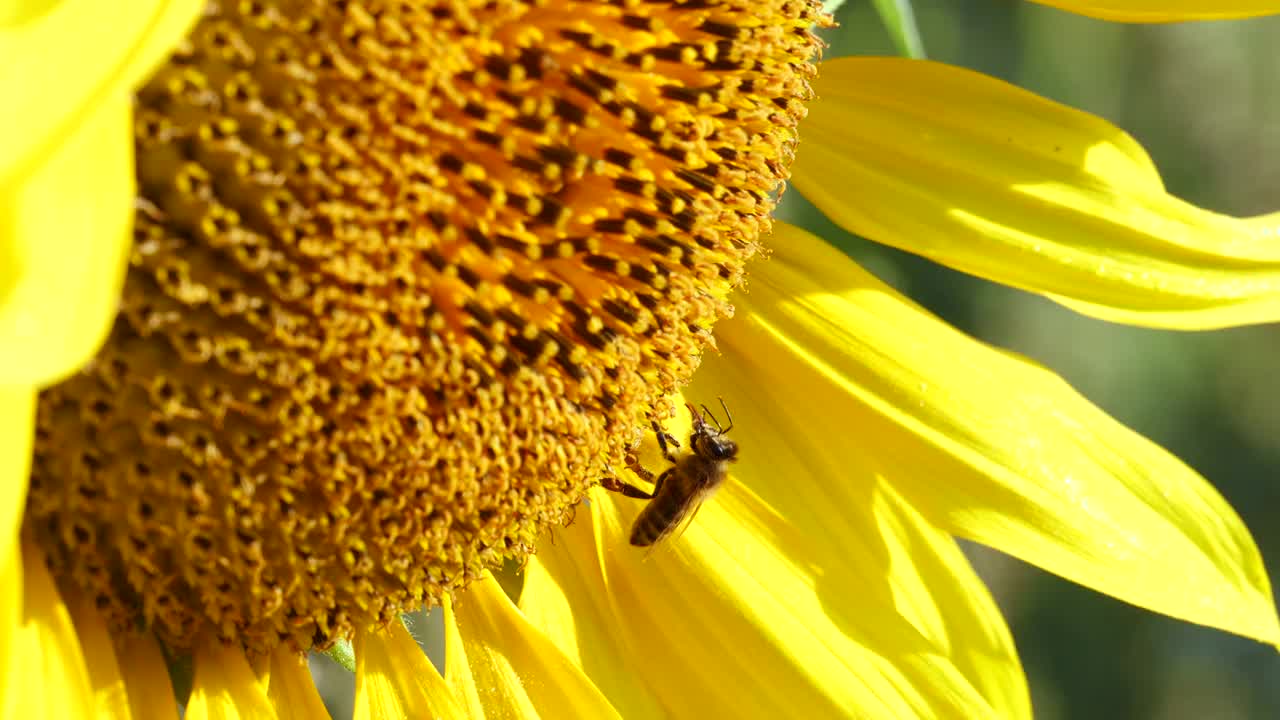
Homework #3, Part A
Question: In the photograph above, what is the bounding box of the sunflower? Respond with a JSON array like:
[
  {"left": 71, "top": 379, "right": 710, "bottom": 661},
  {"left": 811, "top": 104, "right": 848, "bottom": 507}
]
[{"left": 5, "top": 1, "right": 1280, "bottom": 718}]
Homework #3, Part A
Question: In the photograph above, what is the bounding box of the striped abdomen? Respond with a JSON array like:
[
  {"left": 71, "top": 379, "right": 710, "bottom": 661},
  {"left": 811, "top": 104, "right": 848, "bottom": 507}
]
[
  {"left": 628, "top": 457, "right": 723, "bottom": 547},
  {"left": 629, "top": 488, "right": 696, "bottom": 546}
]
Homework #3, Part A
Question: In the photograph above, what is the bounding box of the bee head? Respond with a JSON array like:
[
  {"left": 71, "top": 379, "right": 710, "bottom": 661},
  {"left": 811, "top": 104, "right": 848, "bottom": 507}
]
[
  {"left": 708, "top": 435, "right": 738, "bottom": 461},
  {"left": 689, "top": 428, "right": 738, "bottom": 461},
  {"left": 687, "top": 402, "right": 739, "bottom": 462}
]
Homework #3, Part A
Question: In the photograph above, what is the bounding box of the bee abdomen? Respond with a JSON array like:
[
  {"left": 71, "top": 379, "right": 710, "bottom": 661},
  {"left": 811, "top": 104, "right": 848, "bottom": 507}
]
[{"left": 630, "top": 498, "right": 682, "bottom": 546}]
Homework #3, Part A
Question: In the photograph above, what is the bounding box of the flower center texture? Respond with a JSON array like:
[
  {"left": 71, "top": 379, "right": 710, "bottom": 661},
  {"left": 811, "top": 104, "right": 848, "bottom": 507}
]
[{"left": 26, "top": 0, "right": 824, "bottom": 657}]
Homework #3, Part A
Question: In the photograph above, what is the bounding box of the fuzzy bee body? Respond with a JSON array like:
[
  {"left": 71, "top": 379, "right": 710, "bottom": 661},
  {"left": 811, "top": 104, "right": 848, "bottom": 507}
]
[
  {"left": 602, "top": 400, "right": 738, "bottom": 547},
  {"left": 629, "top": 461, "right": 721, "bottom": 546}
]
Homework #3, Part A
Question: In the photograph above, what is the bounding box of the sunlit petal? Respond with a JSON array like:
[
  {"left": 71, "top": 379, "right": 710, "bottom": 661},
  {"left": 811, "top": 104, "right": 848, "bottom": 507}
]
[
  {"left": 526, "top": 469, "right": 1014, "bottom": 719},
  {"left": 1, "top": 0, "right": 203, "bottom": 387},
  {"left": 520, "top": 540, "right": 665, "bottom": 720},
  {"left": 0, "top": 91, "right": 135, "bottom": 387},
  {"left": 2, "top": 0, "right": 204, "bottom": 185},
  {"left": 265, "top": 648, "right": 331, "bottom": 720},
  {"left": 114, "top": 631, "right": 181, "bottom": 720},
  {"left": 187, "top": 635, "right": 277, "bottom": 720},
  {"left": 683, "top": 359, "right": 1032, "bottom": 720},
  {"left": 1027, "top": 0, "right": 1279, "bottom": 21},
  {"left": 445, "top": 573, "right": 620, "bottom": 719},
  {"left": 9, "top": 539, "right": 94, "bottom": 719},
  {"left": 794, "top": 57, "right": 1280, "bottom": 329},
  {"left": 0, "top": 548, "right": 20, "bottom": 720},
  {"left": 0, "top": 388, "right": 33, "bottom": 589},
  {"left": 67, "top": 597, "right": 131, "bottom": 719},
  {"left": 743, "top": 222, "right": 1280, "bottom": 646},
  {"left": 353, "top": 622, "right": 466, "bottom": 720}
]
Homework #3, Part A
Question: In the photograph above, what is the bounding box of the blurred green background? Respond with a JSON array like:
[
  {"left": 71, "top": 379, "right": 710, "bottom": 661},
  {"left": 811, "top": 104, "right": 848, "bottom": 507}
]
[{"left": 781, "top": 3, "right": 1280, "bottom": 719}]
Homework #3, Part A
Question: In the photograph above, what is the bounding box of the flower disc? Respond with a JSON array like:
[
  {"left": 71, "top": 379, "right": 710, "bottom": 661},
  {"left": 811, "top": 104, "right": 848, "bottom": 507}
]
[{"left": 26, "top": 0, "right": 825, "bottom": 656}]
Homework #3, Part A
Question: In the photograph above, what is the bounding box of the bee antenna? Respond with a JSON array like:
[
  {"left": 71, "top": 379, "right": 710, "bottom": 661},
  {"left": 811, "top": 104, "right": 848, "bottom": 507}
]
[
  {"left": 717, "top": 397, "right": 734, "bottom": 434},
  {"left": 685, "top": 402, "right": 703, "bottom": 427},
  {"left": 699, "top": 403, "right": 722, "bottom": 432}
]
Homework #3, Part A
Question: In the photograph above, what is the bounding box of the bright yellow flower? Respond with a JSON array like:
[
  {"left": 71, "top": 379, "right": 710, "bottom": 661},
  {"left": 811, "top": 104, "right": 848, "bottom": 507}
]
[{"left": 4, "top": 2, "right": 1279, "bottom": 719}]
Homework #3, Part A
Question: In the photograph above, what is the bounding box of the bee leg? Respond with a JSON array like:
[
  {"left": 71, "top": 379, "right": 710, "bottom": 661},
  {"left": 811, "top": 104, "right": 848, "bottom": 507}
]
[
  {"left": 650, "top": 467, "right": 672, "bottom": 497},
  {"left": 624, "top": 451, "right": 659, "bottom": 484},
  {"left": 600, "top": 476, "right": 654, "bottom": 500},
  {"left": 650, "top": 421, "right": 680, "bottom": 463}
]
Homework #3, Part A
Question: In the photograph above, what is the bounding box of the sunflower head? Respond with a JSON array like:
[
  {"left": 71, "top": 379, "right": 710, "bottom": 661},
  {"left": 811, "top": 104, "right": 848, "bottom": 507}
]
[{"left": 24, "top": 0, "right": 828, "bottom": 659}]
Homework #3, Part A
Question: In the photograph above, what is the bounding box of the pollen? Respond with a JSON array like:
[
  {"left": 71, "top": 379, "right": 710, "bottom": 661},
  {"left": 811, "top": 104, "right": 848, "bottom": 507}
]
[{"left": 25, "top": 0, "right": 826, "bottom": 657}]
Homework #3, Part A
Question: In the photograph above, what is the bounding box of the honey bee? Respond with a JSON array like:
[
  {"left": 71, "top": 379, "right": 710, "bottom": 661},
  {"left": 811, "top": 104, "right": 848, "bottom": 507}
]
[{"left": 601, "top": 399, "right": 738, "bottom": 547}]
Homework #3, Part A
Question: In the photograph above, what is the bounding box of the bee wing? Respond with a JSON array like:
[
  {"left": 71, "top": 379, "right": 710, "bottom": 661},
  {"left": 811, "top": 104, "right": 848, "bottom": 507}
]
[
  {"left": 670, "top": 494, "right": 708, "bottom": 544},
  {"left": 647, "top": 486, "right": 713, "bottom": 554}
]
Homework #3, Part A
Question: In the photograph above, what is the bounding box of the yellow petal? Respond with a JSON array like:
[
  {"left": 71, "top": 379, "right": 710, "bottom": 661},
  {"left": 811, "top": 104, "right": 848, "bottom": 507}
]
[
  {"left": 114, "top": 631, "right": 181, "bottom": 720},
  {"left": 264, "top": 648, "right": 331, "bottom": 720},
  {"left": 445, "top": 573, "right": 621, "bottom": 720},
  {"left": 793, "top": 57, "right": 1280, "bottom": 330},
  {"left": 0, "top": 545, "right": 16, "bottom": 717},
  {"left": 0, "top": 88, "right": 134, "bottom": 387},
  {"left": 528, "top": 471, "right": 1017, "bottom": 718},
  {"left": 1027, "top": 0, "right": 1279, "bottom": 20},
  {"left": 0, "top": 387, "right": 34, "bottom": 584},
  {"left": 8, "top": 539, "right": 94, "bottom": 719},
  {"left": 67, "top": 597, "right": 131, "bottom": 719},
  {"left": 519, "top": 544, "right": 665, "bottom": 720},
  {"left": 353, "top": 621, "right": 466, "bottom": 720},
  {"left": 0, "top": 548, "right": 19, "bottom": 720},
  {"left": 743, "top": 222, "right": 1280, "bottom": 646},
  {"left": 187, "top": 635, "right": 278, "bottom": 720},
  {"left": 1, "top": 0, "right": 203, "bottom": 185},
  {"left": 0, "top": 0, "right": 202, "bottom": 387},
  {"left": 678, "top": 359, "right": 1032, "bottom": 720}
]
